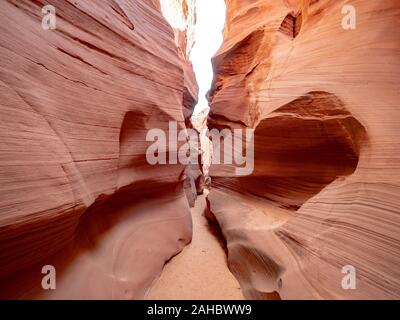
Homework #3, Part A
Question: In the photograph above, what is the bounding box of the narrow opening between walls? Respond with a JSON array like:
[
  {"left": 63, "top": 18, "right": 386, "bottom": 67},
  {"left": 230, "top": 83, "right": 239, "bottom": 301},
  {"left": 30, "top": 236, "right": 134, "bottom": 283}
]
[{"left": 191, "top": 0, "right": 226, "bottom": 116}]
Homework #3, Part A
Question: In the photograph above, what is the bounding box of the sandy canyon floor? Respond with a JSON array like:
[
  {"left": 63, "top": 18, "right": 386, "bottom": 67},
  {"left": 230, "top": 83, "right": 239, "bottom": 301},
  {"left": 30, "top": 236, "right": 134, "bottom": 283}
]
[{"left": 147, "top": 194, "right": 244, "bottom": 300}]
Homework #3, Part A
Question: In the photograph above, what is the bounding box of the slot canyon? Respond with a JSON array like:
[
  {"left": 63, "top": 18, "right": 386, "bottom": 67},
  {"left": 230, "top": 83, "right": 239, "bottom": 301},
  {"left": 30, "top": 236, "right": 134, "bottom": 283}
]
[{"left": 0, "top": 0, "right": 399, "bottom": 300}]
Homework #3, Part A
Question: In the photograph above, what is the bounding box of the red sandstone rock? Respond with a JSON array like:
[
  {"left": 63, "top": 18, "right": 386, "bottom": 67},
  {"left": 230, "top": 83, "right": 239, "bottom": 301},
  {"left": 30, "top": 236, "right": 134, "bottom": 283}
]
[
  {"left": 0, "top": 0, "right": 197, "bottom": 299},
  {"left": 207, "top": 0, "right": 400, "bottom": 299},
  {"left": 2, "top": 0, "right": 400, "bottom": 301}
]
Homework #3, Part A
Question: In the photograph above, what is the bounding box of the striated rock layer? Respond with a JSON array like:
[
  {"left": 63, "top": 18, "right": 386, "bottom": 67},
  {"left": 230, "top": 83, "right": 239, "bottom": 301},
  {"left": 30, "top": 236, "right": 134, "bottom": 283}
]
[
  {"left": 0, "top": 0, "right": 197, "bottom": 298},
  {"left": 207, "top": 0, "right": 400, "bottom": 299}
]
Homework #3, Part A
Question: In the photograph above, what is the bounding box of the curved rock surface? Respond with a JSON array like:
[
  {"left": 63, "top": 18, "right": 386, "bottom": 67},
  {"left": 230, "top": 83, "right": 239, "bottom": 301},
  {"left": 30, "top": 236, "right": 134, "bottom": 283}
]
[
  {"left": 0, "top": 0, "right": 197, "bottom": 299},
  {"left": 207, "top": 0, "right": 400, "bottom": 299}
]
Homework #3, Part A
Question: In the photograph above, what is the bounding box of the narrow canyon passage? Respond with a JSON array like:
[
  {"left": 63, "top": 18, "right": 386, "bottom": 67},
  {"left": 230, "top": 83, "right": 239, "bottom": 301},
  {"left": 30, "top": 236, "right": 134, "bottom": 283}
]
[
  {"left": 0, "top": 0, "right": 399, "bottom": 301},
  {"left": 144, "top": 0, "right": 241, "bottom": 299},
  {"left": 147, "top": 194, "right": 244, "bottom": 299}
]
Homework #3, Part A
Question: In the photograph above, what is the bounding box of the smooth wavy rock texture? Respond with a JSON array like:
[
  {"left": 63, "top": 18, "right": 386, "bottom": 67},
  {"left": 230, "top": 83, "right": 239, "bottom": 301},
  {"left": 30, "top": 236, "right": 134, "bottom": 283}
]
[
  {"left": 206, "top": 0, "right": 400, "bottom": 299},
  {"left": 0, "top": 0, "right": 197, "bottom": 298}
]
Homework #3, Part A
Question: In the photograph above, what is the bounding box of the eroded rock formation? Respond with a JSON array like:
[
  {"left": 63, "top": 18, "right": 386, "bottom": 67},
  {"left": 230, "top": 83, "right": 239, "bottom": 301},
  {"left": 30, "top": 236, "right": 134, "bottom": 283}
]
[
  {"left": 207, "top": 0, "right": 400, "bottom": 299},
  {"left": 186, "top": 107, "right": 212, "bottom": 201},
  {"left": 0, "top": 0, "right": 197, "bottom": 299}
]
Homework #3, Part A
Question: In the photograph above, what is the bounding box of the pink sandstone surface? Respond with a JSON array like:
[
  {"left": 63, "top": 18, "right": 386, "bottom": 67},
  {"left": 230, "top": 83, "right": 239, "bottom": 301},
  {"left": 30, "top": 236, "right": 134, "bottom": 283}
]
[
  {"left": 206, "top": 0, "right": 400, "bottom": 299},
  {"left": 0, "top": 0, "right": 197, "bottom": 299}
]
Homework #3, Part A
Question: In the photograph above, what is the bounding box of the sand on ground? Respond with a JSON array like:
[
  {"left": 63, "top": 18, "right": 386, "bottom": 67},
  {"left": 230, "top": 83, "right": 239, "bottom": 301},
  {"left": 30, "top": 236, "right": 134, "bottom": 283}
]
[{"left": 146, "top": 194, "right": 244, "bottom": 299}]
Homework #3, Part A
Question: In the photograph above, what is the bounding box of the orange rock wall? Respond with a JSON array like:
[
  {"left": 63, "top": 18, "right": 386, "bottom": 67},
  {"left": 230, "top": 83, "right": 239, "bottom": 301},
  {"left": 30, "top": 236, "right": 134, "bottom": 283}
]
[
  {"left": 0, "top": 0, "right": 197, "bottom": 298},
  {"left": 207, "top": 0, "right": 400, "bottom": 299}
]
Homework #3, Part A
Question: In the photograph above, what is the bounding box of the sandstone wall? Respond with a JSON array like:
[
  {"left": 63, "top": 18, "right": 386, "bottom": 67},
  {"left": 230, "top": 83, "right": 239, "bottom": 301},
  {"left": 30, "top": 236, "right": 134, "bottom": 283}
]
[
  {"left": 0, "top": 0, "right": 197, "bottom": 298},
  {"left": 207, "top": 0, "right": 400, "bottom": 299}
]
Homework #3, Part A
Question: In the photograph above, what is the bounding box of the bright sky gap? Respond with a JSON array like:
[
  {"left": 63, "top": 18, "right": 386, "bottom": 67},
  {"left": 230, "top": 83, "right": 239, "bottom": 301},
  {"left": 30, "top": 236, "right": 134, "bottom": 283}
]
[{"left": 191, "top": 0, "right": 226, "bottom": 115}]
